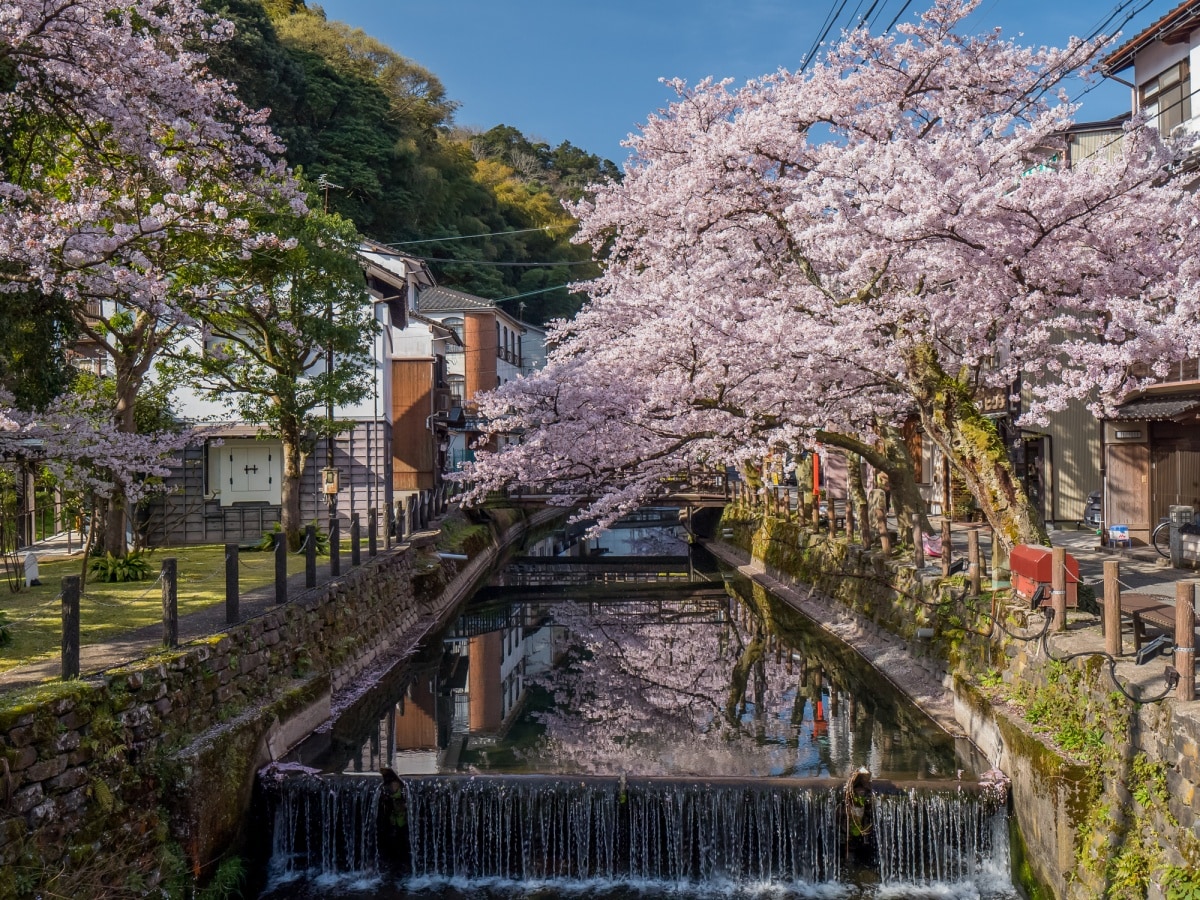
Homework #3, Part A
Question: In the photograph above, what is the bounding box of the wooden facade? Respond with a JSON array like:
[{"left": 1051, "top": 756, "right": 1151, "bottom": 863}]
[
  {"left": 463, "top": 313, "right": 498, "bottom": 401},
  {"left": 392, "top": 358, "right": 437, "bottom": 492},
  {"left": 1103, "top": 396, "right": 1200, "bottom": 546},
  {"left": 143, "top": 421, "right": 392, "bottom": 547}
]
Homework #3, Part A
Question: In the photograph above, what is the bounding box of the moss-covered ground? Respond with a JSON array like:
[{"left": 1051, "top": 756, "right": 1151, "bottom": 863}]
[{"left": 0, "top": 545, "right": 311, "bottom": 674}]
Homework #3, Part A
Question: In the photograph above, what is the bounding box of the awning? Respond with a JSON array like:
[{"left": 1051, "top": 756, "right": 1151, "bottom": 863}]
[
  {"left": 198, "top": 424, "right": 273, "bottom": 438},
  {"left": 1107, "top": 395, "right": 1200, "bottom": 422}
]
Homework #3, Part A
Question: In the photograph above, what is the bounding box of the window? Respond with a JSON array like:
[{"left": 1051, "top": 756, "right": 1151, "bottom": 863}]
[
  {"left": 443, "top": 317, "right": 464, "bottom": 353},
  {"left": 1141, "top": 60, "right": 1191, "bottom": 138},
  {"left": 447, "top": 374, "right": 465, "bottom": 404},
  {"left": 496, "top": 322, "right": 502, "bottom": 357}
]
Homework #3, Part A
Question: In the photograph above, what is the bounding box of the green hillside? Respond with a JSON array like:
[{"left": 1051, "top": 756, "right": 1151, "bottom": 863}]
[{"left": 204, "top": 0, "right": 618, "bottom": 323}]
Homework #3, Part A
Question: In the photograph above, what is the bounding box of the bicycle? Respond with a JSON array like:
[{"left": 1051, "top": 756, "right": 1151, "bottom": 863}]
[{"left": 1151, "top": 518, "right": 1171, "bottom": 559}]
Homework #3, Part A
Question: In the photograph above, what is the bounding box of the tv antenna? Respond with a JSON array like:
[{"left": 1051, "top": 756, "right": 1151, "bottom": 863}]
[{"left": 315, "top": 174, "right": 343, "bottom": 213}]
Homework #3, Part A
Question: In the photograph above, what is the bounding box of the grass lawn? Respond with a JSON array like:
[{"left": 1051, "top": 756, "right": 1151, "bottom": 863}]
[{"left": 0, "top": 545, "right": 314, "bottom": 675}]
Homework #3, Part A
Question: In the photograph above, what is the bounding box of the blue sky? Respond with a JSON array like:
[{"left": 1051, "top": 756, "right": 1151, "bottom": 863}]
[{"left": 315, "top": 0, "right": 1165, "bottom": 165}]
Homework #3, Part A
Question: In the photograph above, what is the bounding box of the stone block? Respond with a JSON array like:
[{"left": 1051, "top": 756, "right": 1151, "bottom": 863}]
[
  {"left": 7, "top": 745, "right": 37, "bottom": 772},
  {"left": 25, "top": 755, "right": 67, "bottom": 783},
  {"left": 263, "top": 630, "right": 281, "bottom": 647},
  {"left": 67, "top": 746, "right": 94, "bottom": 767},
  {"left": 48, "top": 767, "right": 89, "bottom": 793},
  {"left": 52, "top": 731, "right": 80, "bottom": 754},
  {"left": 60, "top": 785, "right": 89, "bottom": 814},
  {"left": 11, "top": 783, "right": 43, "bottom": 815},
  {"left": 58, "top": 707, "right": 91, "bottom": 731},
  {"left": 125, "top": 672, "right": 143, "bottom": 691},
  {"left": 28, "top": 799, "right": 57, "bottom": 828},
  {"left": 6, "top": 725, "right": 34, "bottom": 748}
]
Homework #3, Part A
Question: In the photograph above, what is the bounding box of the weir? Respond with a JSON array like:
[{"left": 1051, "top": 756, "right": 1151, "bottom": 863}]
[{"left": 263, "top": 772, "right": 1009, "bottom": 890}]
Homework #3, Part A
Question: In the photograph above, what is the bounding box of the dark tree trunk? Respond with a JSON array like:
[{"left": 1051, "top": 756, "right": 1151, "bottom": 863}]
[
  {"left": 906, "top": 346, "right": 1047, "bottom": 556},
  {"left": 281, "top": 432, "right": 306, "bottom": 552}
]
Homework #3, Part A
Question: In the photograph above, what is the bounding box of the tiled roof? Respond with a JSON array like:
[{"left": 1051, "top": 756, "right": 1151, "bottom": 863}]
[
  {"left": 416, "top": 285, "right": 496, "bottom": 312},
  {"left": 1109, "top": 394, "right": 1200, "bottom": 421},
  {"left": 1102, "top": 0, "right": 1200, "bottom": 74}
]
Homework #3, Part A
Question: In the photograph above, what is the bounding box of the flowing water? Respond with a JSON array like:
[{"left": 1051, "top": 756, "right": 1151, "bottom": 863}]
[{"left": 256, "top": 517, "right": 1020, "bottom": 899}]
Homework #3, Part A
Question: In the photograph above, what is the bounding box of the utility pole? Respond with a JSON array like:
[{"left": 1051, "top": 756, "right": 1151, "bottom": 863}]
[{"left": 316, "top": 174, "right": 343, "bottom": 537}]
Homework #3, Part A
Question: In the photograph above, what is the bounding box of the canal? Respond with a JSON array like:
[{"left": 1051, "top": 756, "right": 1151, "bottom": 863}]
[{"left": 255, "top": 512, "right": 1019, "bottom": 899}]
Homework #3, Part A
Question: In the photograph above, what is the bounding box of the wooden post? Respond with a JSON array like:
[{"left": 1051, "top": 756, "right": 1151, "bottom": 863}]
[
  {"left": 161, "top": 557, "right": 178, "bottom": 648},
  {"left": 61, "top": 575, "right": 80, "bottom": 680},
  {"left": 1176, "top": 580, "right": 1195, "bottom": 702},
  {"left": 305, "top": 524, "right": 317, "bottom": 589},
  {"left": 968, "top": 530, "right": 981, "bottom": 597},
  {"left": 811, "top": 493, "right": 821, "bottom": 530},
  {"left": 1051, "top": 546, "right": 1067, "bottom": 633},
  {"left": 368, "top": 508, "right": 378, "bottom": 558},
  {"left": 846, "top": 495, "right": 855, "bottom": 542},
  {"left": 351, "top": 512, "right": 362, "bottom": 566},
  {"left": 912, "top": 523, "right": 925, "bottom": 568},
  {"left": 941, "top": 518, "right": 952, "bottom": 579},
  {"left": 1104, "top": 559, "right": 1121, "bottom": 656},
  {"left": 330, "top": 518, "right": 341, "bottom": 577},
  {"left": 829, "top": 497, "right": 837, "bottom": 538},
  {"left": 274, "top": 531, "right": 287, "bottom": 605},
  {"left": 225, "top": 543, "right": 239, "bottom": 625}
]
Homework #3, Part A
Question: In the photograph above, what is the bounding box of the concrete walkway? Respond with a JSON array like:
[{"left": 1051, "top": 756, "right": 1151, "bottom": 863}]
[{"left": 0, "top": 531, "right": 441, "bottom": 694}]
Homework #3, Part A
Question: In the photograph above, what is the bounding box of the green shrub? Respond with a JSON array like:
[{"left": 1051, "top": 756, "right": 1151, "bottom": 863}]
[
  {"left": 88, "top": 552, "right": 152, "bottom": 583},
  {"left": 1165, "top": 866, "right": 1200, "bottom": 900},
  {"left": 257, "top": 521, "right": 328, "bottom": 555}
]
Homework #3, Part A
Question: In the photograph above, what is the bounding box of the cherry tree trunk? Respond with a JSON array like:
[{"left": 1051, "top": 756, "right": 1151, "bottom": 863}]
[
  {"left": 102, "top": 381, "right": 138, "bottom": 556},
  {"left": 847, "top": 453, "right": 871, "bottom": 548},
  {"left": 813, "top": 430, "right": 929, "bottom": 538},
  {"left": 281, "top": 436, "right": 306, "bottom": 552},
  {"left": 908, "top": 350, "right": 1047, "bottom": 556}
]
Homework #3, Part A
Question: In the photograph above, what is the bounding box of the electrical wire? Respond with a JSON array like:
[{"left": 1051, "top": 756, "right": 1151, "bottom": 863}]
[
  {"left": 381, "top": 227, "right": 552, "bottom": 247},
  {"left": 416, "top": 257, "right": 595, "bottom": 268},
  {"left": 1040, "top": 607, "right": 1179, "bottom": 702}
]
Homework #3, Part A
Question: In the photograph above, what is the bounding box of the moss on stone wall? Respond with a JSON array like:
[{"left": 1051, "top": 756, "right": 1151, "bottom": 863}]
[{"left": 719, "top": 505, "right": 1200, "bottom": 900}]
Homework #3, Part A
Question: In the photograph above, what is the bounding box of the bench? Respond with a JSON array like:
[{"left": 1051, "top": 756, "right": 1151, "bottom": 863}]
[{"left": 1117, "top": 593, "right": 1176, "bottom": 653}]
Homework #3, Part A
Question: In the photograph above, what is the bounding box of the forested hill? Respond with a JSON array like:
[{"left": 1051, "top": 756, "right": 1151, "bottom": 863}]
[{"left": 204, "top": 0, "right": 619, "bottom": 324}]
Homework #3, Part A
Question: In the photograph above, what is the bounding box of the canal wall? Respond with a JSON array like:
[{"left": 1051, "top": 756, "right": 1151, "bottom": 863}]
[
  {"left": 0, "top": 506, "right": 562, "bottom": 897},
  {"left": 715, "top": 506, "right": 1200, "bottom": 900}
]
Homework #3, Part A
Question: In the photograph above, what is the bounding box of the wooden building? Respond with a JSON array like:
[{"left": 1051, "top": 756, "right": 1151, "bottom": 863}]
[{"left": 144, "top": 244, "right": 435, "bottom": 546}]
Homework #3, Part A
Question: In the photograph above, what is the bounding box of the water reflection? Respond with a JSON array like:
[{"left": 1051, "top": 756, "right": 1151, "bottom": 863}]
[{"left": 300, "top": 522, "right": 965, "bottom": 783}]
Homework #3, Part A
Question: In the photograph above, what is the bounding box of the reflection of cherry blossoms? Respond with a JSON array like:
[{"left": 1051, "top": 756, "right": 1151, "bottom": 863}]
[
  {"left": 624, "top": 528, "right": 690, "bottom": 556},
  {"left": 522, "top": 602, "right": 890, "bottom": 778}
]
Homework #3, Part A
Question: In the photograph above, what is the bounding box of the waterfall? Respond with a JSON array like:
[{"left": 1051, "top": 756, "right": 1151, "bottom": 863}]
[
  {"left": 263, "top": 773, "right": 1010, "bottom": 891},
  {"left": 873, "top": 787, "right": 1009, "bottom": 885},
  {"left": 404, "top": 777, "right": 843, "bottom": 883},
  {"left": 266, "top": 773, "right": 381, "bottom": 880}
]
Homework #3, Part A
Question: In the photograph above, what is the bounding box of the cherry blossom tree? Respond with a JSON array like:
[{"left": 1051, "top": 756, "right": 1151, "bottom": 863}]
[
  {"left": 0, "top": 0, "right": 303, "bottom": 553},
  {"left": 466, "top": 0, "right": 1200, "bottom": 553}
]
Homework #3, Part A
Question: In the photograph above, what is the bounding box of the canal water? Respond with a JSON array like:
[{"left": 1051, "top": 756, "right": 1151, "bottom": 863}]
[{"left": 255, "top": 515, "right": 1020, "bottom": 899}]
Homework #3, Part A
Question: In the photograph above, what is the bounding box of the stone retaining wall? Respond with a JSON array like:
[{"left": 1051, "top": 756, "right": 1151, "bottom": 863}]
[
  {"left": 720, "top": 506, "right": 1200, "bottom": 899},
  {"left": 0, "top": 506, "right": 562, "bottom": 897}
]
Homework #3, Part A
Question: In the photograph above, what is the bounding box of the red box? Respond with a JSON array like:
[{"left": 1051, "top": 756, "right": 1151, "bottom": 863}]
[{"left": 1010, "top": 544, "right": 1078, "bottom": 608}]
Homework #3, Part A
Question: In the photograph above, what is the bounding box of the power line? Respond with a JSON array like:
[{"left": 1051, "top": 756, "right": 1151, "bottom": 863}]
[
  {"left": 381, "top": 227, "right": 552, "bottom": 247},
  {"left": 492, "top": 283, "right": 583, "bottom": 303},
  {"left": 416, "top": 256, "right": 596, "bottom": 268}
]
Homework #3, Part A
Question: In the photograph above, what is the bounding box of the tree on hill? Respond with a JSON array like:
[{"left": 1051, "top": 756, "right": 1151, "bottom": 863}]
[
  {"left": 463, "top": 0, "right": 1200, "bottom": 554},
  {"left": 202, "top": 0, "right": 616, "bottom": 323}
]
